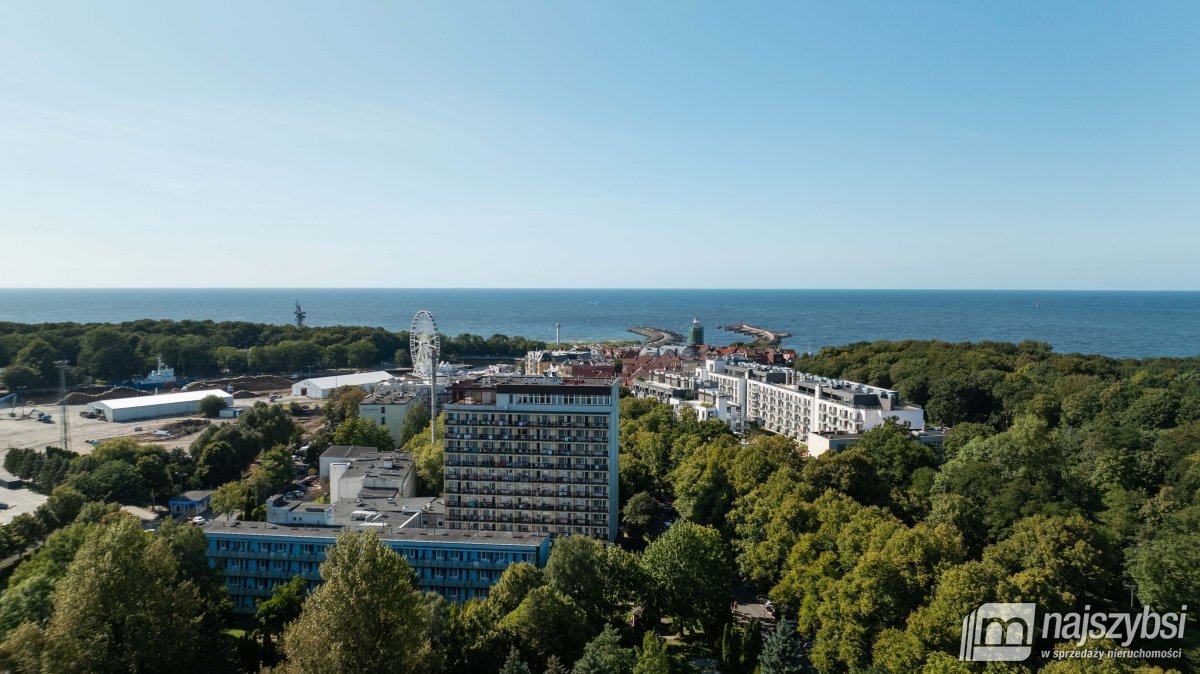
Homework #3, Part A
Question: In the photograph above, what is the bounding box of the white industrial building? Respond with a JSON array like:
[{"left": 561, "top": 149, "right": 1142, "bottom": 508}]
[
  {"left": 89, "top": 389, "right": 234, "bottom": 423},
  {"left": 290, "top": 371, "right": 394, "bottom": 399}
]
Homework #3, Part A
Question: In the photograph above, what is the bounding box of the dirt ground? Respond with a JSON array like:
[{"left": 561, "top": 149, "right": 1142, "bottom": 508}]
[{"left": 0, "top": 391, "right": 315, "bottom": 457}]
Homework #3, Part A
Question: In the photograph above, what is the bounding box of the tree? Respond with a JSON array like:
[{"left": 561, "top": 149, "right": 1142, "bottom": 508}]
[
  {"left": 398, "top": 401, "right": 431, "bottom": 448},
  {"left": 77, "top": 327, "right": 139, "bottom": 381},
  {"left": 487, "top": 562, "right": 545, "bottom": 617},
  {"left": 346, "top": 339, "right": 378, "bottom": 368},
  {"left": 405, "top": 415, "right": 444, "bottom": 495},
  {"left": 323, "top": 386, "right": 366, "bottom": 428},
  {"left": 498, "top": 586, "right": 590, "bottom": 667},
  {"left": 198, "top": 394, "right": 228, "bottom": 418},
  {"left": 545, "top": 536, "right": 610, "bottom": 624},
  {"left": 279, "top": 531, "right": 428, "bottom": 673},
  {"left": 759, "top": 620, "right": 807, "bottom": 674},
  {"left": 622, "top": 491, "right": 658, "bottom": 543},
  {"left": 0, "top": 363, "right": 41, "bottom": 391},
  {"left": 332, "top": 417, "right": 394, "bottom": 451},
  {"left": 633, "top": 632, "right": 670, "bottom": 674},
  {"left": 14, "top": 515, "right": 230, "bottom": 673},
  {"left": 257, "top": 575, "right": 308, "bottom": 664},
  {"left": 572, "top": 625, "right": 634, "bottom": 674},
  {"left": 1128, "top": 504, "right": 1200, "bottom": 609},
  {"left": 193, "top": 440, "right": 243, "bottom": 488},
  {"left": 500, "top": 646, "right": 533, "bottom": 674},
  {"left": 641, "top": 521, "right": 734, "bottom": 635}
]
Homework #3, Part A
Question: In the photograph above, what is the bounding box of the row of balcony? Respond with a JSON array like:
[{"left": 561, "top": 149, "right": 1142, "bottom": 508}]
[
  {"left": 444, "top": 448, "right": 609, "bottom": 458},
  {"left": 444, "top": 432, "right": 608, "bottom": 442},
  {"left": 445, "top": 486, "right": 607, "bottom": 497},
  {"left": 448, "top": 502, "right": 608, "bottom": 513},
  {"left": 450, "top": 513, "right": 604, "bottom": 525},
  {"left": 444, "top": 419, "right": 608, "bottom": 428},
  {"left": 444, "top": 455, "right": 609, "bottom": 467},
  {"left": 446, "top": 476, "right": 609, "bottom": 487}
]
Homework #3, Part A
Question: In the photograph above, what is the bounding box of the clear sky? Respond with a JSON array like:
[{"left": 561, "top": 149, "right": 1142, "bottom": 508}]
[{"left": 1, "top": 2, "right": 1198, "bottom": 289}]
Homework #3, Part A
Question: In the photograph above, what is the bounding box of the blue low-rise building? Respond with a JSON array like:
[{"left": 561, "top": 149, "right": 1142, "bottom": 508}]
[{"left": 203, "top": 514, "right": 549, "bottom": 615}]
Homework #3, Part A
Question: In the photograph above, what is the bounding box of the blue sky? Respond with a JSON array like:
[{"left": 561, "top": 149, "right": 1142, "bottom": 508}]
[{"left": 1, "top": 2, "right": 1197, "bottom": 289}]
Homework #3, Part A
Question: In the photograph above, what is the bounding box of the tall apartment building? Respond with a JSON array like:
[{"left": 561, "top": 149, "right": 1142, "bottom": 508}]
[{"left": 442, "top": 377, "right": 620, "bottom": 541}]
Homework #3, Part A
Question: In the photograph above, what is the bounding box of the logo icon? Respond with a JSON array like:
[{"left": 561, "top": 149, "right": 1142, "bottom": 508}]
[{"left": 959, "top": 603, "right": 1037, "bottom": 662}]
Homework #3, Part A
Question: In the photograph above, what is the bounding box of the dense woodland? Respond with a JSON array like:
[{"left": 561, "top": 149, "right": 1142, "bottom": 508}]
[
  {"left": 0, "top": 320, "right": 547, "bottom": 389},
  {"left": 0, "top": 339, "right": 1196, "bottom": 672}
]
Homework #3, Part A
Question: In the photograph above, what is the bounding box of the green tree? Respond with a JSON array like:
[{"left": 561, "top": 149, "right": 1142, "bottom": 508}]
[
  {"left": 500, "top": 646, "right": 533, "bottom": 674},
  {"left": 398, "top": 401, "right": 431, "bottom": 447},
  {"left": 323, "top": 386, "right": 366, "bottom": 428},
  {"left": 279, "top": 531, "right": 428, "bottom": 673},
  {"left": 641, "top": 520, "right": 733, "bottom": 635},
  {"left": 621, "top": 491, "right": 658, "bottom": 543},
  {"left": 0, "top": 363, "right": 41, "bottom": 390},
  {"left": 12, "top": 515, "right": 230, "bottom": 673},
  {"left": 572, "top": 625, "right": 634, "bottom": 674},
  {"left": 545, "top": 536, "right": 610, "bottom": 624},
  {"left": 1128, "top": 503, "right": 1200, "bottom": 609},
  {"left": 332, "top": 417, "right": 394, "bottom": 451},
  {"left": 499, "top": 586, "right": 590, "bottom": 667},
  {"left": 487, "top": 562, "right": 545, "bottom": 617},
  {"left": 346, "top": 339, "right": 379, "bottom": 368},
  {"left": 193, "top": 440, "right": 243, "bottom": 488},
  {"left": 257, "top": 575, "right": 308, "bottom": 664},
  {"left": 632, "top": 632, "right": 670, "bottom": 674},
  {"left": 77, "top": 327, "right": 139, "bottom": 381},
  {"left": 198, "top": 394, "right": 228, "bottom": 418},
  {"left": 759, "top": 619, "right": 806, "bottom": 674}
]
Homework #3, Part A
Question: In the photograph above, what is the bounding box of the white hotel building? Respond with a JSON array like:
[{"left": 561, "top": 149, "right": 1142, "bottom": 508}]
[{"left": 699, "top": 359, "right": 926, "bottom": 456}]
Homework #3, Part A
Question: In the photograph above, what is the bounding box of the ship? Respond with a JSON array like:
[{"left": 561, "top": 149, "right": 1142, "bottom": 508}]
[{"left": 123, "top": 355, "right": 178, "bottom": 390}]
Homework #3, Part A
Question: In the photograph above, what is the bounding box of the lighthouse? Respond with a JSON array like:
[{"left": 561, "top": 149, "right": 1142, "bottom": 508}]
[{"left": 688, "top": 317, "right": 704, "bottom": 346}]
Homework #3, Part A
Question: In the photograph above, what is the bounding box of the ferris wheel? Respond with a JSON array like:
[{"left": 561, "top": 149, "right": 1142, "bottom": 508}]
[{"left": 410, "top": 310, "right": 440, "bottom": 378}]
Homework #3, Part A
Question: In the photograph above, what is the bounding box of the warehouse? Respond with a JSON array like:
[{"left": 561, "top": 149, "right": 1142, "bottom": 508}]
[
  {"left": 290, "top": 371, "right": 393, "bottom": 399},
  {"left": 89, "top": 389, "right": 234, "bottom": 423}
]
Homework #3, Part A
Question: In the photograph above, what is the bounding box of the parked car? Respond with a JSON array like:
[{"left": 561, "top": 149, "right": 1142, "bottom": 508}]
[{"left": 0, "top": 503, "right": 9, "bottom": 510}]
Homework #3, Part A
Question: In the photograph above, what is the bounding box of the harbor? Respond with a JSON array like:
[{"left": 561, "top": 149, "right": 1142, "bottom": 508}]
[
  {"left": 721, "top": 322, "right": 793, "bottom": 346},
  {"left": 628, "top": 326, "right": 684, "bottom": 347}
]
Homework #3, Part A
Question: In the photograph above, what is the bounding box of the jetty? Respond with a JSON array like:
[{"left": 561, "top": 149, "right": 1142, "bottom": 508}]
[
  {"left": 629, "top": 326, "right": 684, "bottom": 348},
  {"left": 721, "top": 322, "right": 792, "bottom": 345}
]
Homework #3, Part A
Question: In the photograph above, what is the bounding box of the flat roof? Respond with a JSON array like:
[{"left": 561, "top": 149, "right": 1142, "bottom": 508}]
[
  {"left": 95, "top": 389, "right": 232, "bottom": 410},
  {"left": 202, "top": 518, "right": 548, "bottom": 546},
  {"left": 362, "top": 391, "right": 421, "bottom": 405},
  {"left": 298, "top": 371, "right": 393, "bottom": 388}
]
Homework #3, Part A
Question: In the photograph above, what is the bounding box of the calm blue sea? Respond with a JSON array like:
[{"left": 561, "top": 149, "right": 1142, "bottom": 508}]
[{"left": 0, "top": 289, "right": 1197, "bottom": 359}]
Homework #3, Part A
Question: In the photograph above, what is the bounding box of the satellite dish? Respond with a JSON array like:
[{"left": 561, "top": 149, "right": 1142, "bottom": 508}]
[{"left": 410, "top": 310, "right": 440, "bottom": 378}]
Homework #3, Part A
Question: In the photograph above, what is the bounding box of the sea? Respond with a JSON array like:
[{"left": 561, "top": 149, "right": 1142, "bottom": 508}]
[{"left": 0, "top": 289, "right": 1197, "bottom": 359}]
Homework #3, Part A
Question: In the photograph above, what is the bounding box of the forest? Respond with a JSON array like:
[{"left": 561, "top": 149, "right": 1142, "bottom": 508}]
[
  {"left": 0, "top": 320, "right": 548, "bottom": 390},
  {"left": 0, "top": 339, "right": 1195, "bottom": 672}
]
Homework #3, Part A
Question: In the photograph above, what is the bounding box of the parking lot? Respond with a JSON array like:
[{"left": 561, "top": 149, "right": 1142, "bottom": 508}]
[{"left": 0, "top": 485, "right": 48, "bottom": 525}]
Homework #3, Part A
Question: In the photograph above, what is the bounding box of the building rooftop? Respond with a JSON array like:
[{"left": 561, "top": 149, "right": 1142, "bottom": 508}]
[
  {"left": 94, "top": 389, "right": 232, "bottom": 410},
  {"left": 322, "top": 445, "right": 386, "bottom": 460},
  {"left": 297, "top": 371, "right": 394, "bottom": 389},
  {"left": 202, "top": 515, "right": 547, "bottom": 546},
  {"left": 172, "top": 490, "right": 213, "bottom": 503},
  {"left": 362, "top": 390, "right": 421, "bottom": 405}
]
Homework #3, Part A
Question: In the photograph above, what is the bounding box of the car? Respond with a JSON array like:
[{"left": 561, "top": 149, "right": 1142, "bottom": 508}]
[
  {"left": 191, "top": 516, "right": 206, "bottom": 524},
  {"left": 0, "top": 503, "right": 9, "bottom": 510}
]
